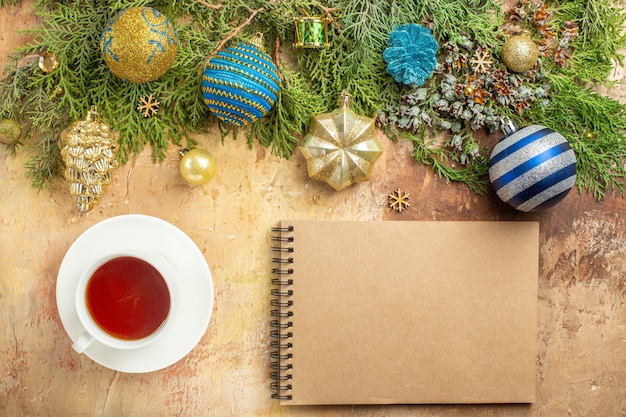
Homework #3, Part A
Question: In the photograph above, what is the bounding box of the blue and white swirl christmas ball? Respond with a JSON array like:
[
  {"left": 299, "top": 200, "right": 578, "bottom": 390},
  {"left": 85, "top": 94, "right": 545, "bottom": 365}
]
[
  {"left": 202, "top": 34, "right": 280, "bottom": 126},
  {"left": 488, "top": 124, "right": 577, "bottom": 212}
]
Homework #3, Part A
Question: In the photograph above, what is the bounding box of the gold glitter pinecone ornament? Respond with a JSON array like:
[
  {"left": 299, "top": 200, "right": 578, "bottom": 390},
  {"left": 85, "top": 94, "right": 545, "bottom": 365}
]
[
  {"left": 61, "top": 107, "right": 119, "bottom": 212},
  {"left": 501, "top": 32, "right": 538, "bottom": 73}
]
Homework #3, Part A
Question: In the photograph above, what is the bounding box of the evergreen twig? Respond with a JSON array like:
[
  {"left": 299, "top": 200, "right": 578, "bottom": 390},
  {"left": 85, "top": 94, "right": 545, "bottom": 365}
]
[
  {"left": 204, "top": 6, "right": 264, "bottom": 63},
  {"left": 0, "top": 0, "right": 625, "bottom": 200}
]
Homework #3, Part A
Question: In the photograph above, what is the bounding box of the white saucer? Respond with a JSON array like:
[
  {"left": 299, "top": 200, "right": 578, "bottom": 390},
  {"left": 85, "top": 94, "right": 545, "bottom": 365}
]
[{"left": 56, "top": 214, "right": 214, "bottom": 373}]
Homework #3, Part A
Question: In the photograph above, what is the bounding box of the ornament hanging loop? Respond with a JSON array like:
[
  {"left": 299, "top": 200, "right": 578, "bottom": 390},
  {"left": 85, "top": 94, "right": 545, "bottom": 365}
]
[
  {"left": 249, "top": 33, "right": 266, "bottom": 50},
  {"left": 500, "top": 118, "right": 517, "bottom": 135},
  {"left": 85, "top": 105, "right": 100, "bottom": 122},
  {"left": 338, "top": 90, "right": 352, "bottom": 108}
]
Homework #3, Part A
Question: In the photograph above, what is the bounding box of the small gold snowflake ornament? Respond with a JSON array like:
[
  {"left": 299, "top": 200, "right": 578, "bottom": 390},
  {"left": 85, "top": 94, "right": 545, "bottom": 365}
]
[
  {"left": 137, "top": 94, "right": 160, "bottom": 117},
  {"left": 388, "top": 189, "right": 411, "bottom": 212},
  {"left": 470, "top": 49, "right": 493, "bottom": 74}
]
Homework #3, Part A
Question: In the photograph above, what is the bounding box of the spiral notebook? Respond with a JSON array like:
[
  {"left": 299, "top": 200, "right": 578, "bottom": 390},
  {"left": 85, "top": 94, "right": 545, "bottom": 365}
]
[{"left": 270, "top": 220, "right": 539, "bottom": 405}]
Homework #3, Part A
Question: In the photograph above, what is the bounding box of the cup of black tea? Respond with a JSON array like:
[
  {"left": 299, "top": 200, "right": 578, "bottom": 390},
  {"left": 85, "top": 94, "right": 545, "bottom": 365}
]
[{"left": 73, "top": 250, "right": 178, "bottom": 353}]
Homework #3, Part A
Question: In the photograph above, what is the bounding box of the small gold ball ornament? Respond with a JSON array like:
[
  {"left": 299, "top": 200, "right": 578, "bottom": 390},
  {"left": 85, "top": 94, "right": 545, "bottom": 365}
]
[
  {"left": 179, "top": 148, "right": 217, "bottom": 186},
  {"left": 584, "top": 131, "right": 596, "bottom": 140},
  {"left": 501, "top": 32, "right": 538, "bottom": 73},
  {"left": 0, "top": 119, "right": 22, "bottom": 145},
  {"left": 53, "top": 86, "right": 65, "bottom": 98},
  {"left": 100, "top": 6, "right": 178, "bottom": 83},
  {"left": 464, "top": 85, "right": 475, "bottom": 97}
]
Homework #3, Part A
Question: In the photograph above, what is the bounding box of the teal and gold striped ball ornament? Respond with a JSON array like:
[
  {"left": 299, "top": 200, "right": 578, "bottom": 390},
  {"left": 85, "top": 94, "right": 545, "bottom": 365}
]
[
  {"left": 100, "top": 7, "right": 178, "bottom": 84},
  {"left": 488, "top": 121, "right": 577, "bottom": 212},
  {"left": 202, "top": 33, "right": 280, "bottom": 126}
]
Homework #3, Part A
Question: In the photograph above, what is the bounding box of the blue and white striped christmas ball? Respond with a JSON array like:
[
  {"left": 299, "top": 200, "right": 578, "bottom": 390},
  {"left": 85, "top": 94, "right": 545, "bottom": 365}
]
[
  {"left": 202, "top": 34, "right": 280, "bottom": 126},
  {"left": 488, "top": 124, "right": 577, "bottom": 212}
]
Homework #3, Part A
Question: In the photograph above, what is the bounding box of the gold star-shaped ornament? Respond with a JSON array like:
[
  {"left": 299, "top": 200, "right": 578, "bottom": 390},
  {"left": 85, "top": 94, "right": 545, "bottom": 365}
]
[{"left": 299, "top": 91, "right": 384, "bottom": 191}]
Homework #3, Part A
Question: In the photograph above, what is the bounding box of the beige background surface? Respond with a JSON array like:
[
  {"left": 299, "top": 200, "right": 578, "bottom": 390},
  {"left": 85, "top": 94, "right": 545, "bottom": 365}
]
[{"left": 1, "top": 1, "right": 625, "bottom": 416}]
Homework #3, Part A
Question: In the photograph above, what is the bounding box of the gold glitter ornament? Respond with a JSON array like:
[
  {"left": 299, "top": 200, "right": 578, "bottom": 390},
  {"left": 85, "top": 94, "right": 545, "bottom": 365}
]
[
  {"left": 61, "top": 106, "right": 119, "bottom": 212},
  {"left": 179, "top": 148, "right": 217, "bottom": 185},
  {"left": 0, "top": 119, "right": 22, "bottom": 145},
  {"left": 501, "top": 32, "right": 538, "bottom": 73},
  {"left": 100, "top": 7, "right": 178, "bottom": 83},
  {"left": 299, "top": 91, "right": 384, "bottom": 191}
]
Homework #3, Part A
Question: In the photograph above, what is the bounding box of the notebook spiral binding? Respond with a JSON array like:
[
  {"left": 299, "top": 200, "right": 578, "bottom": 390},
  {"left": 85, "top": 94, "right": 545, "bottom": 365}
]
[{"left": 270, "top": 226, "right": 294, "bottom": 401}]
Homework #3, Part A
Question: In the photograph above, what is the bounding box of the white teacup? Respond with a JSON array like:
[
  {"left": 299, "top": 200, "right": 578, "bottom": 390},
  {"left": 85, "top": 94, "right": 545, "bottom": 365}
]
[{"left": 73, "top": 249, "right": 178, "bottom": 353}]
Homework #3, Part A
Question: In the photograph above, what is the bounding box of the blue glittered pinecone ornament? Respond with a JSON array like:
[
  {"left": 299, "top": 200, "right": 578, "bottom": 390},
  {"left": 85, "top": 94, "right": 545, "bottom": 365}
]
[
  {"left": 384, "top": 23, "right": 438, "bottom": 87},
  {"left": 202, "top": 33, "right": 280, "bottom": 126}
]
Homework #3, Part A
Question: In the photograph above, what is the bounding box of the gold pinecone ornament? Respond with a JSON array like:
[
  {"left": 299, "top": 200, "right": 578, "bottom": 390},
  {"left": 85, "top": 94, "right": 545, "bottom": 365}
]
[{"left": 60, "top": 106, "right": 119, "bottom": 212}]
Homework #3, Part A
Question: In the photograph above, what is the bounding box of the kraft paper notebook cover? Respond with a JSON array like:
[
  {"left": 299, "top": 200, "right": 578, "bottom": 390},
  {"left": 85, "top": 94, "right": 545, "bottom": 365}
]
[{"left": 269, "top": 220, "right": 539, "bottom": 405}]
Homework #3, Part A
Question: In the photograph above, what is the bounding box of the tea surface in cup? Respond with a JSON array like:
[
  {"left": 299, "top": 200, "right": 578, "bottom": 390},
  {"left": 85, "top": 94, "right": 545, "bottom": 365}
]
[{"left": 86, "top": 256, "right": 171, "bottom": 340}]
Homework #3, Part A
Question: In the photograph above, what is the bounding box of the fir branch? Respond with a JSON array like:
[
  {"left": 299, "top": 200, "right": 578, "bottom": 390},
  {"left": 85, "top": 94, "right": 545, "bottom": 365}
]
[
  {"left": 394, "top": 127, "right": 489, "bottom": 195},
  {"left": 3, "top": 0, "right": 626, "bottom": 200},
  {"left": 526, "top": 73, "right": 626, "bottom": 199},
  {"left": 250, "top": 64, "right": 327, "bottom": 158},
  {"left": 335, "top": 0, "right": 396, "bottom": 110},
  {"left": 205, "top": 6, "right": 264, "bottom": 63},
  {"left": 396, "top": 0, "right": 504, "bottom": 47},
  {"left": 0, "top": 52, "right": 69, "bottom": 188},
  {"left": 1, "top": 0, "right": 217, "bottom": 188},
  {"left": 196, "top": 0, "right": 222, "bottom": 10},
  {"left": 0, "top": 58, "right": 35, "bottom": 121},
  {"left": 24, "top": 128, "right": 63, "bottom": 190},
  {"left": 549, "top": 0, "right": 626, "bottom": 83}
]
